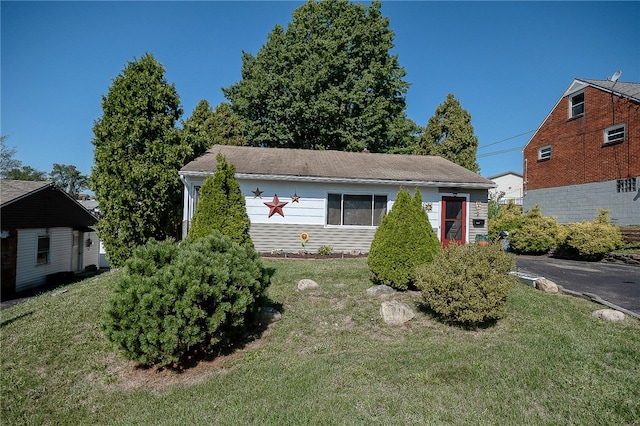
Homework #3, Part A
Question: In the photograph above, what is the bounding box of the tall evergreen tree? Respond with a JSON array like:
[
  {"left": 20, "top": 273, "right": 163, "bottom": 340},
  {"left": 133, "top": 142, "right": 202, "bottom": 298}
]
[
  {"left": 418, "top": 94, "right": 480, "bottom": 173},
  {"left": 187, "top": 153, "right": 252, "bottom": 246},
  {"left": 91, "top": 53, "right": 188, "bottom": 267},
  {"left": 223, "top": 0, "right": 413, "bottom": 152}
]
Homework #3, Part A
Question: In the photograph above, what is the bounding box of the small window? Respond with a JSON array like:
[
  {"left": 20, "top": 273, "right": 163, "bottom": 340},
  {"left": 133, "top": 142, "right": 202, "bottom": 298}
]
[
  {"left": 37, "top": 235, "right": 50, "bottom": 265},
  {"left": 326, "top": 193, "right": 387, "bottom": 226},
  {"left": 570, "top": 92, "right": 584, "bottom": 118},
  {"left": 617, "top": 178, "right": 637, "bottom": 193},
  {"left": 538, "top": 145, "right": 552, "bottom": 161},
  {"left": 604, "top": 124, "right": 625, "bottom": 144}
]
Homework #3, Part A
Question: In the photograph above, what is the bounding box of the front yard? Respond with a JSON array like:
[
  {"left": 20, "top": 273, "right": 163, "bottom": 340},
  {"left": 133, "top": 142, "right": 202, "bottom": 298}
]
[{"left": 1, "top": 258, "right": 639, "bottom": 424}]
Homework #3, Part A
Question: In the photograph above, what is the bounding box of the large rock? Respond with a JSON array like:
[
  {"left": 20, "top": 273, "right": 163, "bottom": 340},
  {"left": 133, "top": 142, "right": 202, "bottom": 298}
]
[
  {"left": 259, "top": 306, "right": 282, "bottom": 324},
  {"left": 380, "top": 300, "right": 415, "bottom": 325},
  {"left": 297, "top": 279, "right": 319, "bottom": 291},
  {"left": 592, "top": 309, "right": 625, "bottom": 322},
  {"left": 534, "top": 277, "right": 558, "bottom": 293},
  {"left": 366, "top": 285, "right": 396, "bottom": 297}
]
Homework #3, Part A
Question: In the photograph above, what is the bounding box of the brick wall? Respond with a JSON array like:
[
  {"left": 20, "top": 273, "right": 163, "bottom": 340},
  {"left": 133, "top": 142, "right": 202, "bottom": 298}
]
[{"left": 524, "top": 86, "right": 640, "bottom": 191}]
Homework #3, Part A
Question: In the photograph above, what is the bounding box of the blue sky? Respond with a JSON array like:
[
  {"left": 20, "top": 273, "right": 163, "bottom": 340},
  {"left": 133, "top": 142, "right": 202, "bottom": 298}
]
[{"left": 2, "top": 1, "right": 639, "bottom": 182}]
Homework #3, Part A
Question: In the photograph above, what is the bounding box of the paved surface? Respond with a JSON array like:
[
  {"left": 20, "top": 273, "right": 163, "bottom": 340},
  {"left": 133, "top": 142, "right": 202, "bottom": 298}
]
[{"left": 515, "top": 255, "right": 640, "bottom": 316}]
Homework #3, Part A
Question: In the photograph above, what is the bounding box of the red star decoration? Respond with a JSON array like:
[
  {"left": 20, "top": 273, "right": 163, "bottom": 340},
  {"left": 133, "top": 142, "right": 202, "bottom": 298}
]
[{"left": 264, "top": 194, "right": 288, "bottom": 218}]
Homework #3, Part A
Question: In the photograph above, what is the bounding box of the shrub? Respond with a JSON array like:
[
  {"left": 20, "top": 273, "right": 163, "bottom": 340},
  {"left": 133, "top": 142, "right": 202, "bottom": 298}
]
[
  {"left": 187, "top": 153, "right": 253, "bottom": 246},
  {"left": 557, "top": 210, "right": 624, "bottom": 260},
  {"left": 317, "top": 245, "right": 333, "bottom": 256},
  {"left": 368, "top": 188, "right": 441, "bottom": 290},
  {"left": 488, "top": 200, "right": 523, "bottom": 240},
  {"left": 509, "top": 205, "right": 560, "bottom": 255},
  {"left": 415, "top": 243, "right": 517, "bottom": 327},
  {"left": 102, "top": 232, "right": 270, "bottom": 367}
]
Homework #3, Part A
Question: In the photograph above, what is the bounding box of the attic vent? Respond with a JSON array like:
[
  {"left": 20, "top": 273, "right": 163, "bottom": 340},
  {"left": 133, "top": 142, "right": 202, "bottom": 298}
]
[{"left": 604, "top": 124, "right": 625, "bottom": 144}]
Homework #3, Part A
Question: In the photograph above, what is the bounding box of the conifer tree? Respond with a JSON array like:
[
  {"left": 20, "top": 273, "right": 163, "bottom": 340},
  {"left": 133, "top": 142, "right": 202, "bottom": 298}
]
[
  {"left": 368, "top": 187, "right": 441, "bottom": 290},
  {"left": 418, "top": 93, "right": 480, "bottom": 173},
  {"left": 187, "top": 153, "right": 252, "bottom": 246}
]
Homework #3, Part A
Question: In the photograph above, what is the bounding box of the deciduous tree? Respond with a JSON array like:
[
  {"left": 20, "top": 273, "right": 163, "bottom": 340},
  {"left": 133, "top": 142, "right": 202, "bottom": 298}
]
[
  {"left": 50, "top": 163, "right": 88, "bottom": 197},
  {"left": 418, "top": 93, "right": 480, "bottom": 173},
  {"left": 91, "top": 53, "right": 188, "bottom": 267},
  {"left": 223, "top": 0, "right": 414, "bottom": 152}
]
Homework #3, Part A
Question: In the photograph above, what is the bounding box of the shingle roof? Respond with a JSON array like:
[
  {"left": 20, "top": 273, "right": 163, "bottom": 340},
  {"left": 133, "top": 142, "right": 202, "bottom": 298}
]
[
  {"left": 181, "top": 145, "right": 494, "bottom": 188},
  {"left": 0, "top": 180, "right": 52, "bottom": 207},
  {"left": 576, "top": 78, "right": 640, "bottom": 102}
]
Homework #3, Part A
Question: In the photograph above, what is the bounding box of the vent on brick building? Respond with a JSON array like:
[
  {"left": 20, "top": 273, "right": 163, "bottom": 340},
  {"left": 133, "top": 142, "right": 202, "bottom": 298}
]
[
  {"left": 538, "top": 145, "right": 552, "bottom": 160},
  {"left": 616, "top": 177, "right": 637, "bottom": 193},
  {"left": 604, "top": 124, "right": 625, "bottom": 144}
]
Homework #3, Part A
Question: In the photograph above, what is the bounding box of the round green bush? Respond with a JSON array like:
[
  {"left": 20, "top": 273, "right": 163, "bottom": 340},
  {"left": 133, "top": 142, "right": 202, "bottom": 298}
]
[
  {"left": 488, "top": 201, "right": 523, "bottom": 240},
  {"left": 415, "top": 243, "right": 518, "bottom": 326},
  {"left": 102, "top": 232, "right": 269, "bottom": 367},
  {"left": 509, "top": 205, "right": 560, "bottom": 255},
  {"left": 368, "top": 188, "right": 441, "bottom": 290},
  {"left": 557, "top": 210, "right": 623, "bottom": 260}
]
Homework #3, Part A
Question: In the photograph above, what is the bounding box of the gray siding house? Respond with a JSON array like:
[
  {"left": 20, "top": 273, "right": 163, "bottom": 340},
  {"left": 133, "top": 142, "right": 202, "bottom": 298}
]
[{"left": 180, "top": 145, "right": 494, "bottom": 253}]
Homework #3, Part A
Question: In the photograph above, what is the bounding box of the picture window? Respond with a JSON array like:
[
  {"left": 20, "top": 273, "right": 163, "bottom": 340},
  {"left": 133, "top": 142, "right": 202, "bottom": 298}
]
[{"left": 327, "top": 193, "right": 386, "bottom": 226}]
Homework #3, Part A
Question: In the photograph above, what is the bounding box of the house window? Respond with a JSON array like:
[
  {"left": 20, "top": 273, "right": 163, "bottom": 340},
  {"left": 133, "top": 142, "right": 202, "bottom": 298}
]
[
  {"left": 327, "top": 194, "right": 387, "bottom": 226},
  {"left": 538, "top": 145, "right": 552, "bottom": 161},
  {"left": 616, "top": 178, "right": 637, "bottom": 193},
  {"left": 570, "top": 91, "right": 584, "bottom": 118},
  {"left": 604, "top": 124, "right": 625, "bottom": 144},
  {"left": 37, "top": 235, "right": 50, "bottom": 265}
]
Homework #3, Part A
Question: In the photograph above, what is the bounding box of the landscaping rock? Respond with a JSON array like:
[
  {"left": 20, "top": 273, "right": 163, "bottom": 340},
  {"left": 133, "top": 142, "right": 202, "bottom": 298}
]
[
  {"left": 297, "top": 279, "right": 319, "bottom": 291},
  {"left": 534, "top": 277, "right": 558, "bottom": 293},
  {"left": 592, "top": 309, "right": 625, "bottom": 322},
  {"left": 366, "top": 285, "right": 396, "bottom": 297},
  {"left": 259, "top": 306, "right": 282, "bottom": 324},
  {"left": 380, "top": 300, "right": 415, "bottom": 325}
]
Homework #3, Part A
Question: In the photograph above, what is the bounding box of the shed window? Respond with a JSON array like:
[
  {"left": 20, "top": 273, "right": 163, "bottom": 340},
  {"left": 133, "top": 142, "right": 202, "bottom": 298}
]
[
  {"left": 570, "top": 92, "right": 584, "bottom": 118},
  {"left": 327, "top": 194, "right": 386, "bottom": 226},
  {"left": 604, "top": 124, "right": 625, "bottom": 144},
  {"left": 37, "top": 235, "right": 50, "bottom": 265}
]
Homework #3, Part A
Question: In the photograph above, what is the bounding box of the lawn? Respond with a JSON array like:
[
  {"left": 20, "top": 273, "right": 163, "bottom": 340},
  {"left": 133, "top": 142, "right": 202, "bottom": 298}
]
[{"left": 1, "top": 258, "right": 639, "bottom": 425}]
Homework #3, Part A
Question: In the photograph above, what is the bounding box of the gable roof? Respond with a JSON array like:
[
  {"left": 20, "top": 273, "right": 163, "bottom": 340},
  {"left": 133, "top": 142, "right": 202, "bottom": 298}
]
[
  {"left": 181, "top": 145, "right": 494, "bottom": 189},
  {"left": 487, "top": 171, "right": 523, "bottom": 180},
  {"left": 1, "top": 180, "right": 97, "bottom": 229}
]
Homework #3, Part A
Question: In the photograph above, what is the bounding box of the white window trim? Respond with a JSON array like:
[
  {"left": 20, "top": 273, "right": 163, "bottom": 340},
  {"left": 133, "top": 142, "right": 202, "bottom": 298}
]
[
  {"left": 604, "top": 124, "right": 625, "bottom": 145},
  {"left": 538, "top": 145, "right": 552, "bottom": 161},
  {"left": 36, "top": 234, "right": 51, "bottom": 265},
  {"left": 569, "top": 91, "right": 585, "bottom": 118},
  {"left": 325, "top": 192, "right": 387, "bottom": 227}
]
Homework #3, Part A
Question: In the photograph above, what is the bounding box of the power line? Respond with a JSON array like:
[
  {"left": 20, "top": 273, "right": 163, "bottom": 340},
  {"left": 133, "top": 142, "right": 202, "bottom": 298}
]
[
  {"left": 477, "top": 129, "right": 535, "bottom": 150},
  {"left": 477, "top": 146, "right": 524, "bottom": 158}
]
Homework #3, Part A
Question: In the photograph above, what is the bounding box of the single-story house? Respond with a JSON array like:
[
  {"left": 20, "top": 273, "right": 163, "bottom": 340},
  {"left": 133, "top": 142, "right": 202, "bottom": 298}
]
[
  {"left": 179, "top": 145, "right": 495, "bottom": 253},
  {"left": 1, "top": 180, "right": 99, "bottom": 296}
]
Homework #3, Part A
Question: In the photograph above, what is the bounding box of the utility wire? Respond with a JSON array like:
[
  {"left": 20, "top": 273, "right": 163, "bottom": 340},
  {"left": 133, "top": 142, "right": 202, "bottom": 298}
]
[
  {"left": 477, "top": 146, "right": 524, "bottom": 158},
  {"left": 477, "top": 129, "right": 535, "bottom": 150}
]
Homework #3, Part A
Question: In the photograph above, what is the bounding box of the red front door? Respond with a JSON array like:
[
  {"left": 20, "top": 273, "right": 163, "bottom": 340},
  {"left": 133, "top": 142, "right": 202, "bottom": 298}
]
[{"left": 441, "top": 197, "right": 466, "bottom": 248}]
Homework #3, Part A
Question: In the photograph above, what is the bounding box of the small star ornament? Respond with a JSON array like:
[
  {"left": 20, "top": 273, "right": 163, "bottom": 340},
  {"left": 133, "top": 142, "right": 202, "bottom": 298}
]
[
  {"left": 264, "top": 194, "right": 288, "bottom": 218},
  {"left": 252, "top": 187, "right": 263, "bottom": 198},
  {"left": 291, "top": 193, "right": 300, "bottom": 203}
]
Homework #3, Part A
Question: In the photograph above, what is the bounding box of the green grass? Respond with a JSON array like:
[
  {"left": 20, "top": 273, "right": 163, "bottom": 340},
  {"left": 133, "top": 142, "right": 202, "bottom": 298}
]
[{"left": 2, "top": 258, "right": 639, "bottom": 425}]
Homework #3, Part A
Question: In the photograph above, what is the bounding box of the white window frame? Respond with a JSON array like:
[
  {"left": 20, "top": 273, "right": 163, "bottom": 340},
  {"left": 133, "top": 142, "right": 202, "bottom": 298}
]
[
  {"left": 37, "top": 234, "right": 51, "bottom": 265},
  {"left": 538, "top": 145, "right": 552, "bottom": 161},
  {"left": 604, "top": 124, "right": 625, "bottom": 145},
  {"left": 326, "top": 193, "right": 387, "bottom": 227},
  {"left": 569, "top": 91, "right": 584, "bottom": 118}
]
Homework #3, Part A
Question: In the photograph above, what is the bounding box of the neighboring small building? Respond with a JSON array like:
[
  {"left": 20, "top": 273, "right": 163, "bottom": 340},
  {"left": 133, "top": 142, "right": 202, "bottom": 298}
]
[
  {"left": 487, "top": 171, "right": 523, "bottom": 205},
  {"left": 1, "top": 180, "right": 99, "bottom": 296},
  {"left": 523, "top": 77, "right": 640, "bottom": 224},
  {"left": 179, "top": 145, "right": 495, "bottom": 253}
]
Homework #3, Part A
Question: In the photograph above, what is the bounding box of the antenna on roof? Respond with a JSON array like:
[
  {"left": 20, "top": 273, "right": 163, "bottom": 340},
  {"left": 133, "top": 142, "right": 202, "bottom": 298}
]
[{"left": 608, "top": 70, "right": 621, "bottom": 83}]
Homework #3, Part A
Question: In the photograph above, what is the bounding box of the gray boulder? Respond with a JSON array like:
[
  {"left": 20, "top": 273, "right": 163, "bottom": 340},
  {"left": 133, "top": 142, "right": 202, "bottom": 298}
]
[
  {"left": 297, "top": 279, "right": 319, "bottom": 291},
  {"left": 380, "top": 300, "right": 415, "bottom": 325},
  {"left": 259, "top": 306, "right": 282, "bottom": 324},
  {"left": 592, "top": 309, "right": 625, "bottom": 322},
  {"left": 535, "top": 277, "right": 558, "bottom": 293},
  {"left": 366, "top": 285, "right": 396, "bottom": 297}
]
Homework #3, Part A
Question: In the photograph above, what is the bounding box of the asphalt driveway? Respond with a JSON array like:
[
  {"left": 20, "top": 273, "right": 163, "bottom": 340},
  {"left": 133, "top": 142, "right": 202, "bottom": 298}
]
[{"left": 515, "top": 255, "right": 640, "bottom": 317}]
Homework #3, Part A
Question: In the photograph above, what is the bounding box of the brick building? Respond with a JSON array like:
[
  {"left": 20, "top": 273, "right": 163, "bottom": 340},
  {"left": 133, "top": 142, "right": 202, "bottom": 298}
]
[{"left": 523, "top": 77, "right": 639, "bottom": 225}]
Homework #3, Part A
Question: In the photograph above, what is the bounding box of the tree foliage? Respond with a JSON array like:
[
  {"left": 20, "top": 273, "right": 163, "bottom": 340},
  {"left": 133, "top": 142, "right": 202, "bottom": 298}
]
[
  {"left": 91, "top": 53, "right": 188, "bottom": 267},
  {"left": 50, "top": 163, "right": 88, "bottom": 197},
  {"left": 368, "top": 187, "right": 441, "bottom": 290},
  {"left": 187, "top": 153, "right": 252, "bottom": 246},
  {"left": 223, "top": 0, "right": 414, "bottom": 152},
  {"left": 417, "top": 93, "right": 480, "bottom": 173},
  {"left": 1, "top": 136, "right": 48, "bottom": 181}
]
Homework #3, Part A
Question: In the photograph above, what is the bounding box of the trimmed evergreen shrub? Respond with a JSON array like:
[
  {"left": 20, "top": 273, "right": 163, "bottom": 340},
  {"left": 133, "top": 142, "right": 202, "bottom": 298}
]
[
  {"left": 187, "top": 153, "right": 252, "bottom": 246},
  {"left": 509, "top": 205, "right": 560, "bottom": 255},
  {"left": 368, "top": 188, "right": 441, "bottom": 290},
  {"left": 487, "top": 200, "right": 523, "bottom": 240},
  {"left": 557, "top": 210, "right": 624, "bottom": 260},
  {"left": 102, "top": 232, "right": 269, "bottom": 367},
  {"left": 415, "top": 243, "right": 517, "bottom": 327}
]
